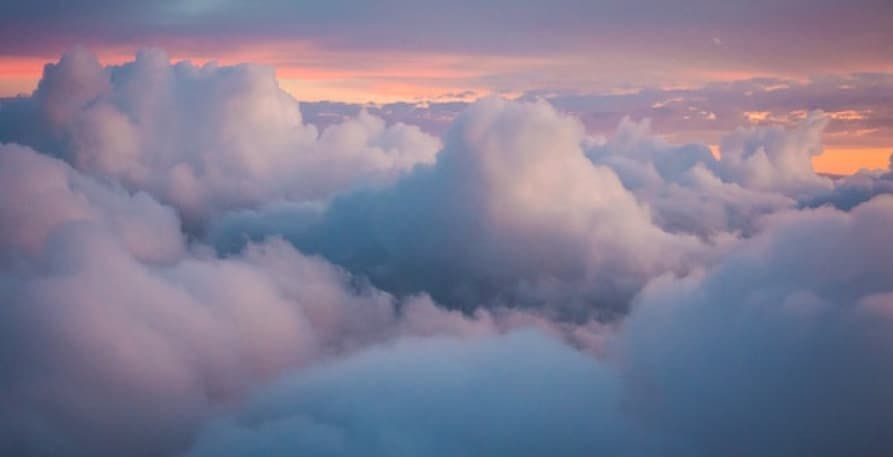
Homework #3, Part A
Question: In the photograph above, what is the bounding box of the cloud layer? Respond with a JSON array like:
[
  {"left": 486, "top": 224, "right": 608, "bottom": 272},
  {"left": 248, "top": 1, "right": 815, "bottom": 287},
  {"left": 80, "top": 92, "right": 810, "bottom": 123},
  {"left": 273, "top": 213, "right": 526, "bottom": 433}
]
[
  {"left": 2, "top": 49, "right": 893, "bottom": 457},
  {"left": 301, "top": 73, "right": 893, "bottom": 158},
  {"left": 0, "top": 142, "right": 563, "bottom": 457},
  {"left": 2, "top": 48, "right": 439, "bottom": 226},
  {"left": 192, "top": 197, "right": 893, "bottom": 457},
  {"left": 267, "top": 98, "right": 707, "bottom": 314}
]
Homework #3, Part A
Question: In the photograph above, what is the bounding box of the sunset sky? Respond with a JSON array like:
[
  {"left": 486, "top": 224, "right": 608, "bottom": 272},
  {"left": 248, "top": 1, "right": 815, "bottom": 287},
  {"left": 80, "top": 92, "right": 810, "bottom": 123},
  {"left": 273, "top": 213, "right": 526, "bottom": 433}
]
[{"left": 2, "top": 0, "right": 892, "bottom": 173}]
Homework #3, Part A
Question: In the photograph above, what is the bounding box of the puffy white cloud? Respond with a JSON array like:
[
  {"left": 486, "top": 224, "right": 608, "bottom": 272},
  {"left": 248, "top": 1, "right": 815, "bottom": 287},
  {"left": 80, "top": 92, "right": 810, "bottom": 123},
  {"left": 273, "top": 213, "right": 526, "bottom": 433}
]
[
  {"left": 585, "top": 117, "right": 795, "bottom": 237},
  {"left": 716, "top": 110, "right": 833, "bottom": 197},
  {"left": 225, "top": 101, "right": 842, "bottom": 312},
  {"left": 219, "top": 104, "right": 848, "bottom": 319},
  {"left": 11, "top": 47, "right": 440, "bottom": 226},
  {"left": 189, "top": 195, "right": 893, "bottom": 457},
  {"left": 0, "top": 142, "right": 184, "bottom": 264},
  {"left": 216, "top": 98, "right": 708, "bottom": 314},
  {"left": 0, "top": 142, "right": 608, "bottom": 457},
  {"left": 4, "top": 47, "right": 893, "bottom": 457},
  {"left": 0, "top": 144, "right": 481, "bottom": 456}
]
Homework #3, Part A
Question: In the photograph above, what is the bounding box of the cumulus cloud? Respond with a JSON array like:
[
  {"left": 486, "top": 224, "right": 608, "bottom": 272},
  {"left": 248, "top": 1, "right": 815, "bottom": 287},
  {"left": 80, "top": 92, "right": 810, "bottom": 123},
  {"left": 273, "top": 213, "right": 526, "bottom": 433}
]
[
  {"left": 586, "top": 109, "right": 834, "bottom": 201},
  {"left": 716, "top": 110, "right": 833, "bottom": 197},
  {"left": 621, "top": 195, "right": 893, "bottom": 456},
  {"left": 216, "top": 102, "right": 845, "bottom": 312},
  {"left": 185, "top": 331, "right": 634, "bottom": 457},
  {"left": 1, "top": 47, "right": 440, "bottom": 226},
  {"left": 301, "top": 72, "right": 893, "bottom": 152},
  {"left": 3, "top": 48, "right": 893, "bottom": 457},
  {"left": 0, "top": 142, "right": 184, "bottom": 264},
  {"left": 189, "top": 196, "right": 893, "bottom": 457},
  {"left": 585, "top": 117, "right": 794, "bottom": 237},
  {"left": 0, "top": 144, "right": 360, "bottom": 456},
  {"left": 0, "top": 141, "right": 603, "bottom": 457},
  {"left": 214, "top": 98, "right": 710, "bottom": 315}
]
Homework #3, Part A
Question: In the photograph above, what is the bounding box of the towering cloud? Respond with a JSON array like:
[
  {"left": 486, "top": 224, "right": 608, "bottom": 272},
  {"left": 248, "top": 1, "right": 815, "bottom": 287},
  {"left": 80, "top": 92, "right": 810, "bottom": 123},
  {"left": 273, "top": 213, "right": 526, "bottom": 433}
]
[
  {"left": 215, "top": 98, "right": 709, "bottom": 314},
  {"left": 216, "top": 102, "right": 850, "bottom": 311}
]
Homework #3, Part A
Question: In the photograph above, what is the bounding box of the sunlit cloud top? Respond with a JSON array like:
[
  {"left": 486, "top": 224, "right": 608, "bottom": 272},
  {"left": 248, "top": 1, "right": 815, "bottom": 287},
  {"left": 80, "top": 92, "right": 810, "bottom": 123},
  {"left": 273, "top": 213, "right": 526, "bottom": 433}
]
[{"left": 1, "top": 0, "right": 892, "bottom": 171}]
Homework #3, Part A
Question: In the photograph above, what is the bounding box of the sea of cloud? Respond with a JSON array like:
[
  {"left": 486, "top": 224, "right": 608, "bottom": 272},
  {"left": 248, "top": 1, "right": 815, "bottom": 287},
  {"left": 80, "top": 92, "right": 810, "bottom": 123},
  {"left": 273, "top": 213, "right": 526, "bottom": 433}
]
[{"left": 1, "top": 48, "right": 893, "bottom": 457}]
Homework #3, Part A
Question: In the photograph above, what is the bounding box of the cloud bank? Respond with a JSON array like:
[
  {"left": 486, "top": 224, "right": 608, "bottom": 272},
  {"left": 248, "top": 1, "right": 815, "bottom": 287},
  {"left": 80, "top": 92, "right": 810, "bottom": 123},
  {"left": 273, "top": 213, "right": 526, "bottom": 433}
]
[
  {"left": 261, "top": 98, "right": 708, "bottom": 314},
  {"left": 302, "top": 72, "right": 893, "bottom": 156},
  {"left": 2, "top": 49, "right": 893, "bottom": 457},
  {"left": 2, "top": 47, "right": 439, "bottom": 226},
  {"left": 0, "top": 142, "right": 565, "bottom": 457}
]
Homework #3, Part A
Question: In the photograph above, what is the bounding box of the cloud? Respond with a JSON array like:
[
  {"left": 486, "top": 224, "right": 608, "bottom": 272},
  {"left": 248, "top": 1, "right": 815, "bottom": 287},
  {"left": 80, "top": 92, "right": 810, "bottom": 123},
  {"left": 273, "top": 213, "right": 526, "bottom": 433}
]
[
  {"left": 0, "top": 144, "right": 375, "bottom": 456},
  {"left": 214, "top": 97, "right": 709, "bottom": 314},
  {"left": 0, "top": 143, "right": 489, "bottom": 457},
  {"left": 185, "top": 331, "right": 634, "bottom": 457},
  {"left": 216, "top": 102, "right": 849, "bottom": 312},
  {"left": 584, "top": 116, "right": 795, "bottom": 237},
  {"left": 3, "top": 48, "right": 893, "bottom": 457},
  {"left": 0, "top": 141, "right": 604, "bottom": 457},
  {"left": 622, "top": 195, "right": 893, "bottom": 456},
  {"left": 802, "top": 154, "right": 893, "bottom": 209},
  {"left": 192, "top": 196, "right": 893, "bottom": 457},
  {"left": 716, "top": 110, "right": 833, "bottom": 197},
  {"left": 0, "top": 142, "right": 184, "bottom": 264},
  {"left": 300, "top": 72, "right": 893, "bottom": 154},
  {"left": 1, "top": 47, "right": 440, "bottom": 226}
]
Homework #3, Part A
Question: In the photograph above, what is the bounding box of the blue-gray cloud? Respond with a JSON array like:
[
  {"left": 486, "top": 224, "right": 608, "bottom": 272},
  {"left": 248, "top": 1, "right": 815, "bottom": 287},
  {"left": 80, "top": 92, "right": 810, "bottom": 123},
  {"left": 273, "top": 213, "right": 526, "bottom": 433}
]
[
  {"left": 192, "top": 196, "right": 893, "bottom": 457},
  {"left": 186, "top": 331, "right": 636, "bottom": 457}
]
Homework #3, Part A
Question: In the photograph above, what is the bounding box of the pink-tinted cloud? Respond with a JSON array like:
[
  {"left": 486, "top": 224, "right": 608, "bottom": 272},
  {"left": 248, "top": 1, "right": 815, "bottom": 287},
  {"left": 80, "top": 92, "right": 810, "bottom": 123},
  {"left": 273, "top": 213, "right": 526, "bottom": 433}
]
[{"left": 1, "top": 48, "right": 893, "bottom": 457}]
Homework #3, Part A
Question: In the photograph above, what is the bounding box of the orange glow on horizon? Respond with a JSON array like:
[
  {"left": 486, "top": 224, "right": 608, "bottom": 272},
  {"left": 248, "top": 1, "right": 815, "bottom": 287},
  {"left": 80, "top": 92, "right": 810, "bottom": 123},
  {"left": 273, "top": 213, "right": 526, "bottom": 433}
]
[
  {"left": 0, "top": 45, "right": 518, "bottom": 103},
  {"left": 1, "top": 49, "right": 890, "bottom": 174},
  {"left": 708, "top": 144, "right": 891, "bottom": 175},
  {"left": 813, "top": 147, "right": 891, "bottom": 175}
]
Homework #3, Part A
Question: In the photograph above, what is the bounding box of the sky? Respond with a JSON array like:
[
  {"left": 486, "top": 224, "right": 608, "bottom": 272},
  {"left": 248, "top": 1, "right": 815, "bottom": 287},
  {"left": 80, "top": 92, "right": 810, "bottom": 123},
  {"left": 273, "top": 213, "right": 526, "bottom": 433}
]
[
  {"left": 2, "top": 0, "right": 893, "bottom": 173},
  {"left": 3, "top": 3, "right": 893, "bottom": 457}
]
